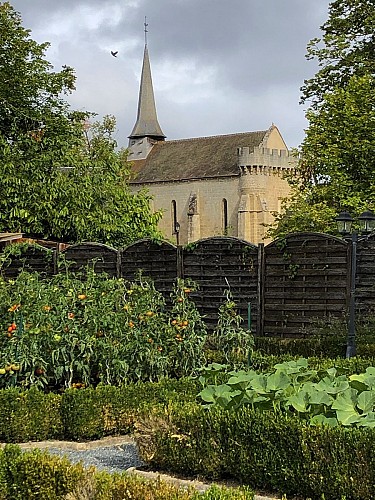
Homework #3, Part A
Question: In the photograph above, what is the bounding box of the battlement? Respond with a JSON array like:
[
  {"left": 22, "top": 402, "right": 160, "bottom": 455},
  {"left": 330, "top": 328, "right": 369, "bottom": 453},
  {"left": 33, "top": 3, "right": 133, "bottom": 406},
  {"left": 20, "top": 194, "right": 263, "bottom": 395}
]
[{"left": 237, "top": 146, "right": 297, "bottom": 174}]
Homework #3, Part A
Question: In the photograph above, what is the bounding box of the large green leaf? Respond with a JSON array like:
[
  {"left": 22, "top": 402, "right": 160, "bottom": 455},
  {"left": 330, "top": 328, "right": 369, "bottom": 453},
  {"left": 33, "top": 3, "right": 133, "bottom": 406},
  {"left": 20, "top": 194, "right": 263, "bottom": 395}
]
[
  {"left": 288, "top": 391, "right": 309, "bottom": 413},
  {"left": 316, "top": 377, "right": 349, "bottom": 394},
  {"left": 350, "top": 373, "right": 375, "bottom": 391},
  {"left": 250, "top": 373, "right": 268, "bottom": 394},
  {"left": 198, "top": 384, "right": 224, "bottom": 403},
  {"left": 336, "top": 409, "right": 362, "bottom": 426},
  {"left": 357, "top": 390, "right": 375, "bottom": 413},
  {"left": 332, "top": 388, "right": 360, "bottom": 425},
  {"left": 274, "top": 358, "right": 308, "bottom": 374},
  {"left": 266, "top": 371, "right": 291, "bottom": 392},
  {"left": 227, "top": 371, "right": 257, "bottom": 390},
  {"left": 308, "top": 388, "right": 332, "bottom": 407},
  {"left": 310, "top": 414, "right": 338, "bottom": 427},
  {"left": 358, "top": 412, "right": 375, "bottom": 428}
]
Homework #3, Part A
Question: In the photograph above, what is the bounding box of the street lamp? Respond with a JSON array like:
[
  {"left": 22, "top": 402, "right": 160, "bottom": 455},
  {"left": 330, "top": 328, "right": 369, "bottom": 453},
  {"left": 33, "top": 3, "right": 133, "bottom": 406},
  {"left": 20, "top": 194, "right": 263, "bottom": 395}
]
[
  {"left": 358, "top": 210, "right": 375, "bottom": 235},
  {"left": 174, "top": 221, "right": 180, "bottom": 246},
  {"left": 335, "top": 210, "right": 375, "bottom": 358}
]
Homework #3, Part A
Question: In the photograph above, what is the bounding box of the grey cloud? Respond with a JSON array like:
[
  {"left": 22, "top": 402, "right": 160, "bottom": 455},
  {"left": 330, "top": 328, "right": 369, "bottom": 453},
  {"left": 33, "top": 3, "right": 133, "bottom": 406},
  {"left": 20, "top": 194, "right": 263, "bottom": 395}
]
[{"left": 9, "top": 0, "right": 330, "bottom": 148}]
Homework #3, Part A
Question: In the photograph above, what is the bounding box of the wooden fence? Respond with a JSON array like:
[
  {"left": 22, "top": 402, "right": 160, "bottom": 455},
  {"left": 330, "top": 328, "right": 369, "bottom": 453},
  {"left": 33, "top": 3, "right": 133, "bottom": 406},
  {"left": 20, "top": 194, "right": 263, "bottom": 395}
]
[{"left": 2, "top": 233, "right": 375, "bottom": 336}]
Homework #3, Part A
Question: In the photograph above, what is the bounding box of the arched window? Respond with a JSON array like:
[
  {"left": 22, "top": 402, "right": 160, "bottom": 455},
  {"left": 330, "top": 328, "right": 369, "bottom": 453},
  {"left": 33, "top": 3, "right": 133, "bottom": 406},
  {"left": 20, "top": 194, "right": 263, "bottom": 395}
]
[
  {"left": 222, "top": 198, "right": 228, "bottom": 235},
  {"left": 171, "top": 200, "right": 177, "bottom": 234}
]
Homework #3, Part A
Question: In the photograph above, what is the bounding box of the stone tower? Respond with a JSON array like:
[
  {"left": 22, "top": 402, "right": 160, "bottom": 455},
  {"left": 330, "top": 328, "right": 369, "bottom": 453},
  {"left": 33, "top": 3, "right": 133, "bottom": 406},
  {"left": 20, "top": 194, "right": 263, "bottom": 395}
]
[{"left": 128, "top": 43, "right": 165, "bottom": 161}]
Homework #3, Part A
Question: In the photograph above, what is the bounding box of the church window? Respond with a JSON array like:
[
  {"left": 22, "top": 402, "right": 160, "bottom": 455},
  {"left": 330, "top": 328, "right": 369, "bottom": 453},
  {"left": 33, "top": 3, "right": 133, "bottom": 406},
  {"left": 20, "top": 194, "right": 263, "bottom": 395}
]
[
  {"left": 171, "top": 200, "right": 178, "bottom": 234},
  {"left": 222, "top": 198, "right": 228, "bottom": 235}
]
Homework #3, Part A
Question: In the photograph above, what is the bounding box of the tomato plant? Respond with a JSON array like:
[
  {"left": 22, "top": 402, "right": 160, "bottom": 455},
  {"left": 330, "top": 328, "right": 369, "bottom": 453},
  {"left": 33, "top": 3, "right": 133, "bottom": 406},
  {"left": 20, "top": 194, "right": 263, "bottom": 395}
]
[{"left": 0, "top": 270, "right": 207, "bottom": 390}]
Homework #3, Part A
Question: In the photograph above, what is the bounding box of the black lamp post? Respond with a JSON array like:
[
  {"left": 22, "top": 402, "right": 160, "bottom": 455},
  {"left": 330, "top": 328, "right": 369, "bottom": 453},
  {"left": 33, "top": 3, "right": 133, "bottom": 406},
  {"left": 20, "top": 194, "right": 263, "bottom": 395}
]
[
  {"left": 174, "top": 221, "right": 180, "bottom": 246},
  {"left": 335, "top": 210, "right": 375, "bottom": 358}
]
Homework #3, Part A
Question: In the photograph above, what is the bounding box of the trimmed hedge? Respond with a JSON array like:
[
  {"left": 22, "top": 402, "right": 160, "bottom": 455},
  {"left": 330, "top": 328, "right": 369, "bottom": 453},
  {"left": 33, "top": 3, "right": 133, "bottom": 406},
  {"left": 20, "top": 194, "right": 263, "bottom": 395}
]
[
  {"left": 0, "top": 388, "right": 62, "bottom": 442},
  {"left": 250, "top": 352, "right": 375, "bottom": 374},
  {"left": 136, "top": 403, "right": 375, "bottom": 500},
  {"left": 0, "top": 379, "right": 198, "bottom": 443},
  {"left": 254, "top": 330, "right": 375, "bottom": 359},
  {"left": 0, "top": 445, "right": 254, "bottom": 500},
  {"left": 4, "top": 359, "right": 375, "bottom": 443}
]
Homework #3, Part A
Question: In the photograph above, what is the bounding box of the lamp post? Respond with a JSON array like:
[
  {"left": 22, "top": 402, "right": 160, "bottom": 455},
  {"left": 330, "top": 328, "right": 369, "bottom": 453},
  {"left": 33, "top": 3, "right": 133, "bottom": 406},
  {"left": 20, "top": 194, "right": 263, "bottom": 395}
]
[
  {"left": 174, "top": 221, "right": 180, "bottom": 246},
  {"left": 335, "top": 210, "right": 375, "bottom": 358}
]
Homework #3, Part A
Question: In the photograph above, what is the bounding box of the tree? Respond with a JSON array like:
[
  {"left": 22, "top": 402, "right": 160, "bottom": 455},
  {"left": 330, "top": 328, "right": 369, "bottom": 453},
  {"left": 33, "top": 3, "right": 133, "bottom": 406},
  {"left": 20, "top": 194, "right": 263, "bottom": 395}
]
[
  {"left": 301, "top": 0, "right": 374, "bottom": 107},
  {"left": 0, "top": 2, "right": 75, "bottom": 139},
  {"left": 269, "top": 0, "right": 375, "bottom": 239},
  {"left": 0, "top": 3, "right": 162, "bottom": 247}
]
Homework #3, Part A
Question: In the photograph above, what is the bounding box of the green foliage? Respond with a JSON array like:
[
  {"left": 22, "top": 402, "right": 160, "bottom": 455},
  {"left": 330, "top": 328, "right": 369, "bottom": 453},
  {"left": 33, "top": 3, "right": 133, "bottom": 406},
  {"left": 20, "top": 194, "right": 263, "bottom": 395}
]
[
  {"left": 0, "top": 445, "right": 86, "bottom": 500},
  {"left": 0, "top": 4, "right": 162, "bottom": 247},
  {"left": 0, "top": 445, "right": 255, "bottom": 500},
  {"left": 206, "top": 294, "right": 254, "bottom": 368},
  {"left": 254, "top": 314, "right": 375, "bottom": 358},
  {"left": 136, "top": 401, "right": 375, "bottom": 499},
  {"left": 0, "top": 2, "right": 76, "bottom": 139},
  {"left": 0, "top": 269, "right": 206, "bottom": 389},
  {"left": 197, "top": 359, "right": 375, "bottom": 428},
  {"left": 269, "top": 0, "right": 375, "bottom": 238},
  {"left": 0, "top": 387, "right": 62, "bottom": 442},
  {"left": 60, "top": 378, "right": 198, "bottom": 441},
  {"left": 0, "top": 378, "right": 198, "bottom": 443},
  {"left": 301, "top": 0, "right": 375, "bottom": 107}
]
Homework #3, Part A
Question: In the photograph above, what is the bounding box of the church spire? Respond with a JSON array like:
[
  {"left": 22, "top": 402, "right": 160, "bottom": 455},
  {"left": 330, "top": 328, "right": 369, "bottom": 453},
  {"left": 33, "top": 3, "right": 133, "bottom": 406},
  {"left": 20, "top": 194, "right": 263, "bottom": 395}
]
[{"left": 128, "top": 21, "right": 165, "bottom": 144}]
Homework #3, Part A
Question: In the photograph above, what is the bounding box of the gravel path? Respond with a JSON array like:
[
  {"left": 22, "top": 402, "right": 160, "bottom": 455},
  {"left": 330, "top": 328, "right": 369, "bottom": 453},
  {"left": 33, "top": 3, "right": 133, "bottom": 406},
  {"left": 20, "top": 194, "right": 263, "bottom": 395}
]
[{"left": 2, "top": 436, "right": 144, "bottom": 475}]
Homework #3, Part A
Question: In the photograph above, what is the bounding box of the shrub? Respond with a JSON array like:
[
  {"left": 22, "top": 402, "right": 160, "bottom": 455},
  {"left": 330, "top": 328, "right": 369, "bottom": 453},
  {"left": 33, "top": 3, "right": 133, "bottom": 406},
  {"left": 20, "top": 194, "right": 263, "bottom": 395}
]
[
  {"left": 61, "top": 378, "right": 199, "bottom": 441},
  {"left": 0, "top": 445, "right": 86, "bottom": 499},
  {"left": 0, "top": 388, "right": 62, "bottom": 442},
  {"left": 0, "top": 445, "right": 255, "bottom": 500},
  {"left": 135, "top": 401, "right": 375, "bottom": 499},
  {"left": 0, "top": 378, "right": 198, "bottom": 443}
]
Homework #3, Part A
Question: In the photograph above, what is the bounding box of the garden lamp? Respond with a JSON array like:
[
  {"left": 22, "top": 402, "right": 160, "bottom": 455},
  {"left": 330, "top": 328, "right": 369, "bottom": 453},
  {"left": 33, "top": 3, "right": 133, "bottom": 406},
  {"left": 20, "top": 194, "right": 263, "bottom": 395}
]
[
  {"left": 335, "top": 211, "right": 353, "bottom": 235},
  {"left": 358, "top": 210, "right": 375, "bottom": 235}
]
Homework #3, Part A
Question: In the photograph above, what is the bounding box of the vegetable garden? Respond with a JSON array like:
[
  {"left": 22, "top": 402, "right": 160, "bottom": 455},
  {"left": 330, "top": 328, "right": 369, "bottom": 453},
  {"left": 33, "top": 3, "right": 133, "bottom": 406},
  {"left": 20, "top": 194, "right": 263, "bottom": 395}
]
[{"left": 1, "top": 244, "right": 375, "bottom": 499}]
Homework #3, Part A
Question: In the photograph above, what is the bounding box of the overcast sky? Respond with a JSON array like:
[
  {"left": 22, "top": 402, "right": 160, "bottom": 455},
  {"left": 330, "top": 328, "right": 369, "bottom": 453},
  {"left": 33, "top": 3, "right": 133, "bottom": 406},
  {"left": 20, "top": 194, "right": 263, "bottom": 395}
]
[{"left": 11, "top": 0, "right": 330, "bottom": 149}]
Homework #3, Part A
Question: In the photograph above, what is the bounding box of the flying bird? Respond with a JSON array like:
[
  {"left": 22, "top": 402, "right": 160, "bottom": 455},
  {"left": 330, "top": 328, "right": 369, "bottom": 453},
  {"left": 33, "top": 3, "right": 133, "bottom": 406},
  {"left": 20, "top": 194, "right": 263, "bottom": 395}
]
[{"left": 111, "top": 51, "right": 118, "bottom": 57}]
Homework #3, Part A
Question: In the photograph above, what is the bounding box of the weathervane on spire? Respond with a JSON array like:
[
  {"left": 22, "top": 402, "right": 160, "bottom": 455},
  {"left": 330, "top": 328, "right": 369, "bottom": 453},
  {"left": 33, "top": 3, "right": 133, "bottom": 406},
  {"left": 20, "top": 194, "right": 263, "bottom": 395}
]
[{"left": 144, "top": 16, "right": 148, "bottom": 46}]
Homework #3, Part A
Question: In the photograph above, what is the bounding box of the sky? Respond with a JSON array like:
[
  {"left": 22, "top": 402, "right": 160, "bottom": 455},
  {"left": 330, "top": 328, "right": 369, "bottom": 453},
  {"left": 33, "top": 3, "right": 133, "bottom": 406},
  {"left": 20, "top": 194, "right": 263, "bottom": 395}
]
[{"left": 11, "top": 0, "right": 331, "bottom": 149}]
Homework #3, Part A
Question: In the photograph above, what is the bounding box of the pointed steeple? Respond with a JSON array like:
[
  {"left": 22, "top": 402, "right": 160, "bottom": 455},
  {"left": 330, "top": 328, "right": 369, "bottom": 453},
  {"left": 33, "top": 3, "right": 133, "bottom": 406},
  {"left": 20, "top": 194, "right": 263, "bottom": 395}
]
[{"left": 128, "top": 44, "right": 165, "bottom": 144}]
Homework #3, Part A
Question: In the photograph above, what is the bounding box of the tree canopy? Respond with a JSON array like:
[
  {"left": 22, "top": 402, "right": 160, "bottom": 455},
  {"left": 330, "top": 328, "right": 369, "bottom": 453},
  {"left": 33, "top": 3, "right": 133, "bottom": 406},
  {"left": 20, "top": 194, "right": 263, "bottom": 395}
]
[
  {"left": 0, "top": 2, "right": 162, "bottom": 247},
  {"left": 269, "top": 0, "right": 375, "bottom": 239},
  {"left": 301, "top": 0, "right": 374, "bottom": 107}
]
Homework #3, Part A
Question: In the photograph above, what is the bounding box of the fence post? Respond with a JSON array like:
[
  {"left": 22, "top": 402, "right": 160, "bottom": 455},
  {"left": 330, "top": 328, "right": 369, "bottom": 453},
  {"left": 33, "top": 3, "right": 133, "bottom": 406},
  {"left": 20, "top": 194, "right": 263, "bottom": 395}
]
[
  {"left": 257, "top": 243, "right": 265, "bottom": 337},
  {"left": 117, "top": 249, "right": 122, "bottom": 279},
  {"left": 176, "top": 245, "right": 183, "bottom": 279}
]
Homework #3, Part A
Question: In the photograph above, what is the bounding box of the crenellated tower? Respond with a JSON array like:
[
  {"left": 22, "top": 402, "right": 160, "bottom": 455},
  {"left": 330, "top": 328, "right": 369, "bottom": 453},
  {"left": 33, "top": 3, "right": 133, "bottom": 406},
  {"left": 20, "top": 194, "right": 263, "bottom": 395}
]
[{"left": 237, "top": 140, "right": 297, "bottom": 242}]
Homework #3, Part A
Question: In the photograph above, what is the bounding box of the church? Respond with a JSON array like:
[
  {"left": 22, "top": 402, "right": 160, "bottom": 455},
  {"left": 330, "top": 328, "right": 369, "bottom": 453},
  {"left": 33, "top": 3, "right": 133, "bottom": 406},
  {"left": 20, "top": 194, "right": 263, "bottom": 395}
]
[{"left": 128, "top": 43, "right": 297, "bottom": 245}]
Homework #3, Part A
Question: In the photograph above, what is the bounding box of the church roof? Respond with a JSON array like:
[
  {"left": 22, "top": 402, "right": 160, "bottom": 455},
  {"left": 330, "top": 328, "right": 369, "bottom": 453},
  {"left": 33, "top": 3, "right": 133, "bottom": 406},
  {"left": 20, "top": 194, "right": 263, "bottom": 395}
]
[
  {"left": 129, "top": 45, "right": 165, "bottom": 140},
  {"left": 130, "top": 130, "right": 268, "bottom": 183}
]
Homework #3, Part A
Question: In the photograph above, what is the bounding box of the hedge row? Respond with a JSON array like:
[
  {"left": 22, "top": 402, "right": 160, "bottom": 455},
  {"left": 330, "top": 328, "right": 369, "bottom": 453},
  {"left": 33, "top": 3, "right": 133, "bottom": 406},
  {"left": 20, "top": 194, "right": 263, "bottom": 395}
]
[
  {"left": 0, "top": 445, "right": 254, "bottom": 500},
  {"left": 3, "top": 356, "right": 375, "bottom": 443},
  {"left": 254, "top": 335, "right": 375, "bottom": 358},
  {"left": 136, "top": 403, "right": 375, "bottom": 500},
  {"left": 0, "top": 379, "right": 198, "bottom": 443}
]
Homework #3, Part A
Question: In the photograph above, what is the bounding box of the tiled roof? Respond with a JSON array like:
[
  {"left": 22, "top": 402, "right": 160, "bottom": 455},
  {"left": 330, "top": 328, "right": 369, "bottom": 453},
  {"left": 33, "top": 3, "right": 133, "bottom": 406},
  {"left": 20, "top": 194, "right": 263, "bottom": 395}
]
[{"left": 130, "top": 130, "right": 268, "bottom": 183}]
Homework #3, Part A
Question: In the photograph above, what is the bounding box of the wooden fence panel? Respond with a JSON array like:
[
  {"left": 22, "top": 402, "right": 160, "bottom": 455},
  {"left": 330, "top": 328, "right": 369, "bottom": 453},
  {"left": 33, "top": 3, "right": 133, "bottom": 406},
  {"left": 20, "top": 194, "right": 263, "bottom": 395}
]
[
  {"left": 263, "top": 233, "right": 349, "bottom": 337},
  {"left": 182, "top": 237, "right": 258, "bottom": 331},
  {"left": 121, "top": 239, "right": 178, "bottom": 296},
  {"left": 61, "top": 242, "right": 119, "bottom": 277},
  {"left": 356, "top": 235, "right": 375, "bottom": 316},
  {"left": 1, "top": 244, "right": 55, "bottom": 278}
]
